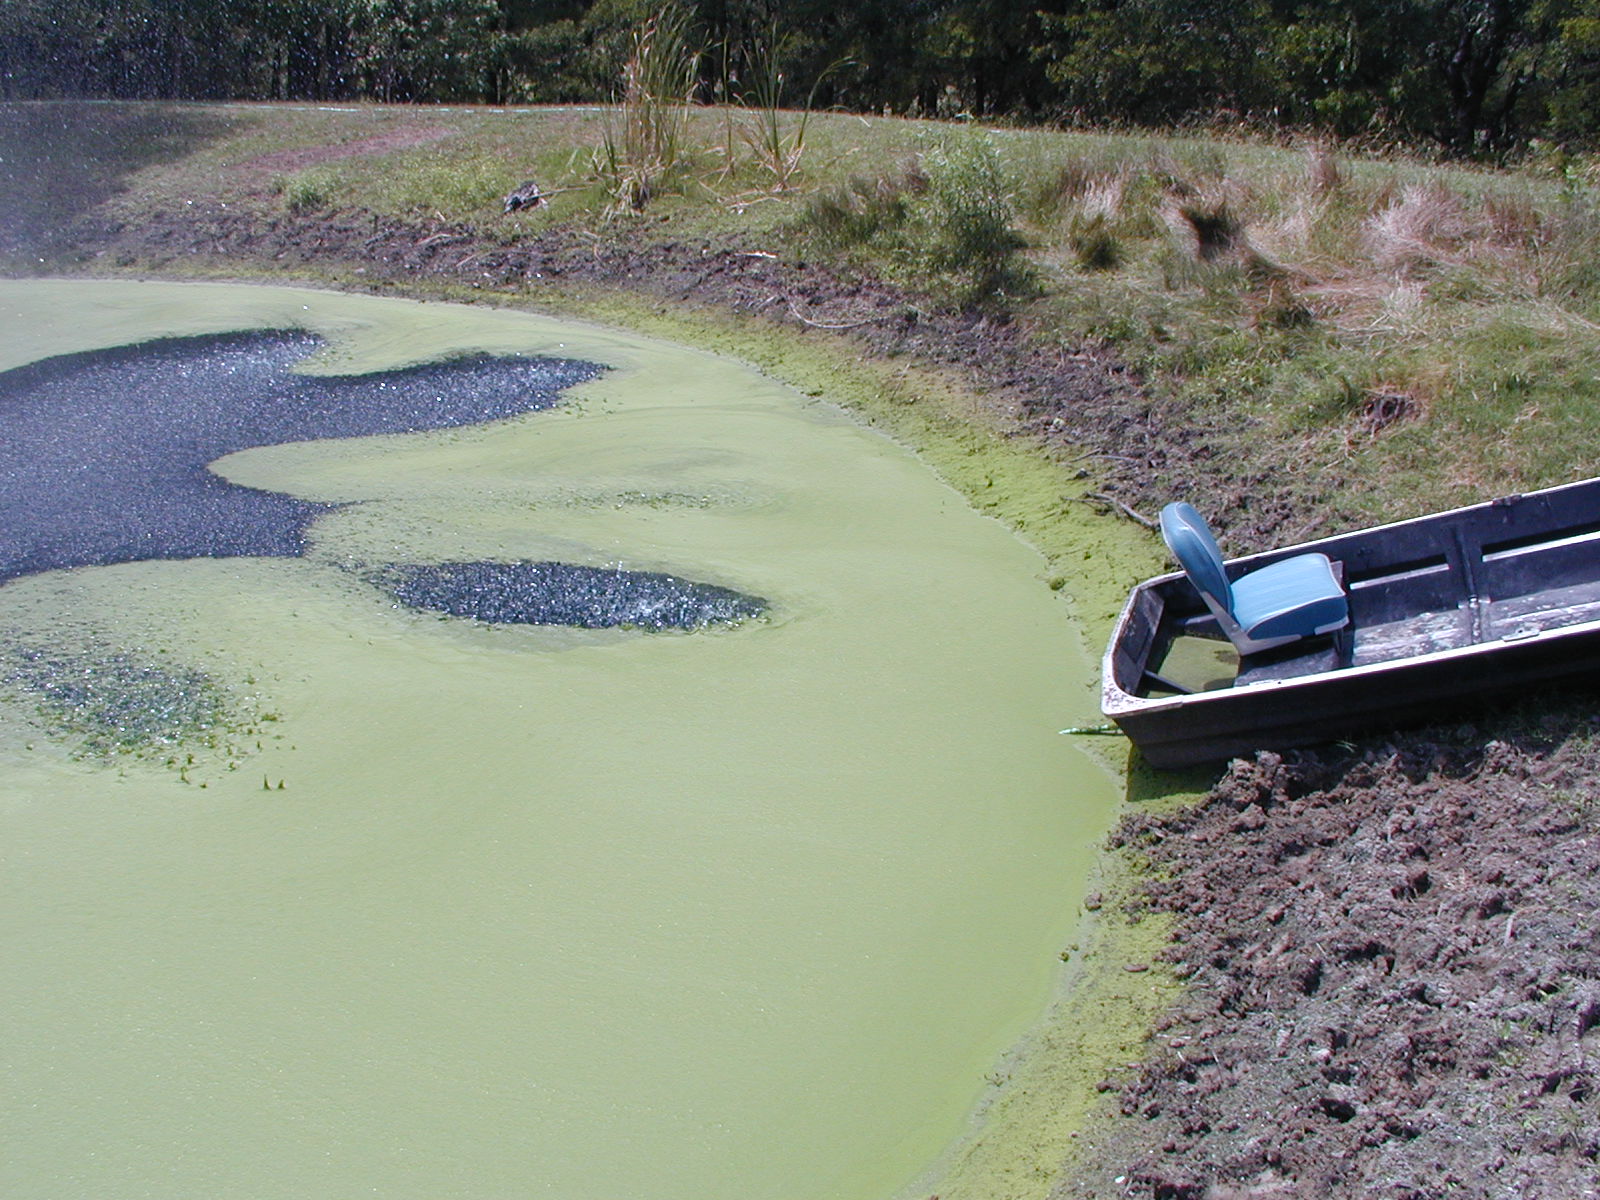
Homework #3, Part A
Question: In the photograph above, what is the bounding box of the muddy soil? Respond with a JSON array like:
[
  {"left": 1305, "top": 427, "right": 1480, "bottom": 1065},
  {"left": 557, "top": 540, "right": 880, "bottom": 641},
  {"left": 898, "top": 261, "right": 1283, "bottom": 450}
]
[
  {"left": 21, "top": 203, "right": 1600, "bottom": 1199},
  {"left": 1069, "top": 721, "right": 1600, "bottom": 1200}
]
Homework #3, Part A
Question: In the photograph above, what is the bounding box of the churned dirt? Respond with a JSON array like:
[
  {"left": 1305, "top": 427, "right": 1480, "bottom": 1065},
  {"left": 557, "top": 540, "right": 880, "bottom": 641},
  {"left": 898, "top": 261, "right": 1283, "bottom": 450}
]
[
  {"left": 1068, "top": 722, "right": 1600, "bottom": 1200},
  {"left": 22, "top": 193, "right": 1600, "bottom": 1200},
  {"left": 235, "top": 124, "right": 457, "bottom": 176}
]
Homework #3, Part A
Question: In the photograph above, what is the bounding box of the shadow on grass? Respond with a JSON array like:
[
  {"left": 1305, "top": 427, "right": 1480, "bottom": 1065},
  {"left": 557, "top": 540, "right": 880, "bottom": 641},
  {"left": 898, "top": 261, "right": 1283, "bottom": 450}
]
[{"left": 0, "top": 101, "right": 241, "bottom": 256}]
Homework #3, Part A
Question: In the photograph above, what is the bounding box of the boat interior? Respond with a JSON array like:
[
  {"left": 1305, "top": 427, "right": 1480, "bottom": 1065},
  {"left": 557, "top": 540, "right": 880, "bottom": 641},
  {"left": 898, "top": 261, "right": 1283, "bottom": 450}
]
[{"left": 1128, "top": 505, "right": 1600, "bottom": 698}]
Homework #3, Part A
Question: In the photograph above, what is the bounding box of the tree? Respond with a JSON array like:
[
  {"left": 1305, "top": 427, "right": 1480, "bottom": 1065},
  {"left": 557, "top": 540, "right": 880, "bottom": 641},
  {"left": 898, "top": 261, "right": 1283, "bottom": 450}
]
[{"left": 1035, "top": 0, "right": 1280, "bottom": 126}]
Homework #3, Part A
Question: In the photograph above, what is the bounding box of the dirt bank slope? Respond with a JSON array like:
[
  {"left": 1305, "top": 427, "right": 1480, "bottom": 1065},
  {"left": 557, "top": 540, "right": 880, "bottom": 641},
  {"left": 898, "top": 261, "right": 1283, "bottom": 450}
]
[
  {"left": 1066, "top": 716, "right": 1600, "bottom": 1199},
  {"left": 51, "top": 202, "right": 1325, "bottom": 544}
]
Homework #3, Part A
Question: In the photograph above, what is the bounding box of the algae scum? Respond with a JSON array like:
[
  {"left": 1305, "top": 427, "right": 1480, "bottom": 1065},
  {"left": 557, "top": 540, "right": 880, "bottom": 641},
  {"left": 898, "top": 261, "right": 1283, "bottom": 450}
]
[{"left": 0, "top": 281, "right": 1115, "bottom": 1200}]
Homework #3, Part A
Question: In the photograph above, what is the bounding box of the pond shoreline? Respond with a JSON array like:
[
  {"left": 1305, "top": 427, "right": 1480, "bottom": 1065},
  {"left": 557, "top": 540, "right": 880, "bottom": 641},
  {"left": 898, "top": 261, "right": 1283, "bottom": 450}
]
[{"left": 16, "top": 192, "right": 1600, "bottom": 1198}]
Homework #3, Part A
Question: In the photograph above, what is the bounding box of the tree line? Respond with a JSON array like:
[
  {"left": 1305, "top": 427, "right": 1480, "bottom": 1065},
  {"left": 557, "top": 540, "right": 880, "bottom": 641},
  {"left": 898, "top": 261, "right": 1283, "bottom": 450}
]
[{"left": 5, "top": 0, "right": 1600, "bottom": 155}]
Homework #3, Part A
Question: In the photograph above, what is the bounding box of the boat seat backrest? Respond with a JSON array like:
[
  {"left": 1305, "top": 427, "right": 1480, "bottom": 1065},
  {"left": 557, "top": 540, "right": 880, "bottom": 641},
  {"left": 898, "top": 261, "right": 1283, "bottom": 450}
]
[{"left": 1160, "top": 502, "right": 1233, "bottom": 617}]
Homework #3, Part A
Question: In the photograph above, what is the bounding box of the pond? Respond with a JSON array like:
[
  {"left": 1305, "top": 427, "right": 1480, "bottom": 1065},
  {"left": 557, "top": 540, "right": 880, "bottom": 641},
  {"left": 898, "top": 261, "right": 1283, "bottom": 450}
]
[{"left": 0, "top": 280, "right": 1116, "bottom": 1200}]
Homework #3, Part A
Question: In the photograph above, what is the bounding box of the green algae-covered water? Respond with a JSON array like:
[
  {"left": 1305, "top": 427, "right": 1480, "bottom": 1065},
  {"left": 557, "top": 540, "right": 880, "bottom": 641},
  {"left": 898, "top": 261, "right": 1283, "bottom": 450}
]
[{"left": 0, "top": 280, "right": 1116, "bottom": 1200}]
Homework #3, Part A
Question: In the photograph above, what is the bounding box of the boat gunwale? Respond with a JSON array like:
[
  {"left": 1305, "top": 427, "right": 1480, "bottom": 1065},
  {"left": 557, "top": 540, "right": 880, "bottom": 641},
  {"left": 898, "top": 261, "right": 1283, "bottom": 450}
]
[
  {"left": 1100, "top": 477, "right": 1600, "bottom": 760},
  {"left": 1101, "top": 584, "right": 1600, "bottom": 718}
]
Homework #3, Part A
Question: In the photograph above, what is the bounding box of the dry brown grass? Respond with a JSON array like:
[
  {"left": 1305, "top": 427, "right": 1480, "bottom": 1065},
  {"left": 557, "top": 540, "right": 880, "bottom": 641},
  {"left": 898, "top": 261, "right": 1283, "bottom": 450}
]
[
  {"left": 1362, "top": 183, "right": 1476, "bottom": 272},
  {"left": 1302, "top": 142, "right": 1343, "bottom": 195}
]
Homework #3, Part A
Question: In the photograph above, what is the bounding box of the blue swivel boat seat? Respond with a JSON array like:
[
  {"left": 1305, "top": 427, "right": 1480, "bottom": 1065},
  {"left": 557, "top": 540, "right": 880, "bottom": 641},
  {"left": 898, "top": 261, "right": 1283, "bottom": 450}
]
[{"left": 1160, "top": 501, "right": 1350, "bottom": 656}]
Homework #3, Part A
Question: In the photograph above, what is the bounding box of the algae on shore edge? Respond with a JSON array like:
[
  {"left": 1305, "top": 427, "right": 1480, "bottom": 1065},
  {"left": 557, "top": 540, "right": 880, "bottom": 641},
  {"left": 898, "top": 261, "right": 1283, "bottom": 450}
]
[{"left": 487, "top": 285, "right": 1203, "bottom": 1200}]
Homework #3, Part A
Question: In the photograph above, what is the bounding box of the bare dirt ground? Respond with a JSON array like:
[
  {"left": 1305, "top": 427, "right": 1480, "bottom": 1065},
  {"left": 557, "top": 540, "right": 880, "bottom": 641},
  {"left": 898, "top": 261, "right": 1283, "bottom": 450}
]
[
  {"left": 21, "top": 201, "right": 1600, "bottom": 1199},
  {"left": 235, "top": 124, "right": 457, "bottom": 176},
  {"left": 1068, "top": 720, "right": 1600, "bottom": 1199}
]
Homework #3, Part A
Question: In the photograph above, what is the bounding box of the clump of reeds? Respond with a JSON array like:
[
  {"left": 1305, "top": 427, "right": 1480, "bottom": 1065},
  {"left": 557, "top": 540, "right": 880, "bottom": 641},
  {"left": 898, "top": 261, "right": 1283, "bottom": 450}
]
[
  {"left": 1162, "top": 190, "right": 1245, "bottom": 262},
  {"left": 279, "top": 170, "right": 335, "bottom": 214},
  {"left": 1064, "top": 173, "right": 1129, "bottom": 270},
  {"left": 1021, "top": 157, "right": 1134, "bottom": 272},
  {"left": 736, "top": 29, "right": 838, "bottom": 191},
  {"left": 1159, "top": 180, "right": 1288, "bottom": 284},
  {"left": 592, "top": 5, "right": 700, "bottom": 212}
]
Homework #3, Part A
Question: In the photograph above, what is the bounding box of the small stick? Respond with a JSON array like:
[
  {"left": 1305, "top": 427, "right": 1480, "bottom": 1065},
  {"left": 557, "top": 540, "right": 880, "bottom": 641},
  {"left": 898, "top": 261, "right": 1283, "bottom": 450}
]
[
  {"left": 785, "top": 300, "right": 880, "bottom": 330},
  {"left": 1069, "top": 492, "right": 1157, "bottom": 529}
]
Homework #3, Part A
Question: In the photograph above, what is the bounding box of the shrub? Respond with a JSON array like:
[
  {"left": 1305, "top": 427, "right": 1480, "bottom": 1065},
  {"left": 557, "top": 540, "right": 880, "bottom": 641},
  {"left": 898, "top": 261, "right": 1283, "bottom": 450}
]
[
  {"left": 915, "top": 131, "right": 1032, "bottom": 303},
  {"left": 794, "top": 132, "right": 1030, "bottom": 305},
  {"left": 281, "top": 171, "right": 335, "bottom": 214}
]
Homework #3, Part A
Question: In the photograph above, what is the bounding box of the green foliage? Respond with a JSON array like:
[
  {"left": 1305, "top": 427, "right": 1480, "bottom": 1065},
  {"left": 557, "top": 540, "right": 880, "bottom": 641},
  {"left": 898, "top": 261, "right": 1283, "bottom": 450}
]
[
  {"left": 917, "top": 131, "right": 1031, "bottom": 301},
  {"left": 591, "top": 4, "right": 702, "bottom": 211},
  {"left": 363, "top": 149, "right": 528, "bottom": 219},
  {"left": 797, "top": 131, "right": 1030, "bottom": 304},
  {"left": 6, "top": 0, "right": 1600, "bottom": 156},
  {"left": 349, "top": 0, "right": 505, "bottom": 102},
  {"left": 280, "top": 170, "right": 336, "bottom": 214},
  {"left": 800, "top": 170, "right": 916, "bottom": 248}
]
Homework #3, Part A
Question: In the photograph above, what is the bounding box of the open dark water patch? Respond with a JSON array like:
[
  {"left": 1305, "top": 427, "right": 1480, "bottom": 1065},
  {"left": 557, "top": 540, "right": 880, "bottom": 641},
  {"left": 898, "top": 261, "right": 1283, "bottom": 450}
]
[
  {"left": 369, "top": 561, "right": 767, "bottom": 629},
  {"left": 0, "top": 331, "right": 605, "bottom": 585}
]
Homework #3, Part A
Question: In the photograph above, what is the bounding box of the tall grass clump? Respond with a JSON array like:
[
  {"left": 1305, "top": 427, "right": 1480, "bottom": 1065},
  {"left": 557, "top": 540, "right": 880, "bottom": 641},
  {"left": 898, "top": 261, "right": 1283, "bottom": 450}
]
[
  {"left": 367, "top": 149, "right": 520, "bottom": 219},
  {"left": 1066, "top": 174, "right": 1129, "bottom": 271},
  {"left": 1543, "top": 194, "right": 1600, "bottom": 307},
  {"left": 1010, "top": 136, "right": 1600, "bottom": 518},
  {"left": 592, "top": 5, "right": 701, "bottom": 212},
  {"left": 736, "top": 31, "right": 841, "bottom": 192},
  {"left": 797, "top": 130, "right": 1030, "bottom": 306},
  {"left": 801, "top": 168, "right": 918, "bottom": 248},
  {"left": 1021, "top": 156, "right": 1146, "bottom": 272}
]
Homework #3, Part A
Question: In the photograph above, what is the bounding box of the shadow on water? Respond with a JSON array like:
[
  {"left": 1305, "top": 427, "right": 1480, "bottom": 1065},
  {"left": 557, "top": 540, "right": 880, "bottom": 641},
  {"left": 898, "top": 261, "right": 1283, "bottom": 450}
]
[
  {"left": 0, "top": 101, "right": 240, "bottom": 257},
  {"left": 1123, "top": 747, "right": 1224, "bottom": 806}
]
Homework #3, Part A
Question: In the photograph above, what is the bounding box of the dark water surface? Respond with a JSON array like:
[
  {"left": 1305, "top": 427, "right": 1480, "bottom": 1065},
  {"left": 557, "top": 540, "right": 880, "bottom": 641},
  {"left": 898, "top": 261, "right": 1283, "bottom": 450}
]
[
  {"left": 370, "top": 561, "right": 766, "bottom": 628},
  {"left": 0, "top": 331, "right": 765, "bottom": 627},
  {"left": 0, "top": 331, "right": 601, "bottom": 582}
]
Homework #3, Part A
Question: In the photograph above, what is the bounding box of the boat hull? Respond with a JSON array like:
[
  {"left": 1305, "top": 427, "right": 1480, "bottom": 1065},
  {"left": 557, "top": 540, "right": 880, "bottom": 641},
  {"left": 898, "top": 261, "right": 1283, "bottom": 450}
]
[{"left": 1102, "top": 478, "right": 1600, "bottom": 767}]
